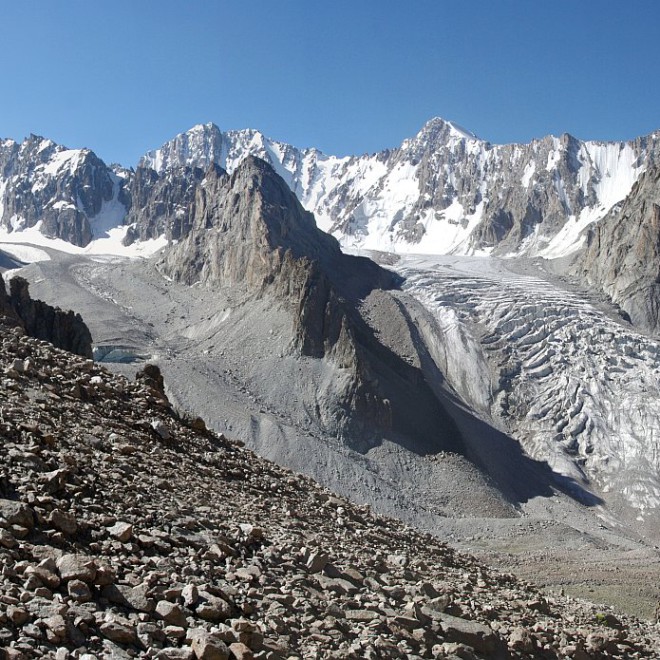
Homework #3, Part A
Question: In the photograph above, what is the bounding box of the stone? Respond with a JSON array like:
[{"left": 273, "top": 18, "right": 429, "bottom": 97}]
[
  {"left": 107, "top": 521, "right": 133, "bottom": 542},
  {"left": 25, "top": 565, "right": 60, "bottom": 589},
  {"left": 7, "top": 605, "right": 30, "bottom": 625},
  {"left": 56, "top": 554, "right": 97, "bottom": 584},
  {"left": 439, "top": 613, "right": 508, "bottom": 659},
  {"left": 49, "top": 509, "right": 78, "bottom": 535},
  {"left": 0, "top": 527, "right": 17, "bottom": 548},
  {"left": 99, "top": 617, "right": 138, "bottom": 645},
  {"left": 156, "top": 600, "right": 188, "bottom": 627},
  {"left": 0, "top": 499, "right": 33, "bottom": 529},
  {"left": 157, "top": 649, "right": 194, "bottom": 659},
  {"left": 152, "top": 419, "right": 171, "bottom": 440},
  {"left": 43, "top": 614, "right": 67, "bottom": 643},
  {"left": 115, "top": 582, "right": 155, "bottom": 613},
  {"left": 190, "top": 631, "right": 231, "bottom": 660},
  {"left": 228, "top": 642, "right": 253, "bottom": 660},
  {"left": 196, "top": 592, "right": 233, "bottom": 622},
  {"left": 68, "top": 579, "right": 93, "bottom": 603},
  {"left": 305, "top": 550, "right": 329, "bottom": 574},
  {"left": 182, "top": 584, "right": 199, "bottom": 607},
  {"left": 344, "top": 609, "right": 381, "bottom": 622}
]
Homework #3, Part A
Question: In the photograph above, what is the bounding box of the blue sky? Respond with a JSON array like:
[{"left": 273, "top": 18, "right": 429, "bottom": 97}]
[{"left": 1, "top": 1, "right": 659, "bottom": 166}]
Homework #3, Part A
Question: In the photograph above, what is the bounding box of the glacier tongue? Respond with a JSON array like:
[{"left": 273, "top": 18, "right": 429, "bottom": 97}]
[{"left": 398, "top": 254, "right": 660, "bottom": 520}]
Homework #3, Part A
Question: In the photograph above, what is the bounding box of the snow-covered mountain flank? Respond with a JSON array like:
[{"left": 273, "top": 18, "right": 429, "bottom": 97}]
[{"left": 3, "top": 118, "right": 660, "bottom": 262}]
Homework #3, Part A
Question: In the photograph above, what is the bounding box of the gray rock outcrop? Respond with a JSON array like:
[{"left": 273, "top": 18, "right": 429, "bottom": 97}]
[
  {"left": 123, "top": 165, "right": 207, "bottom": 244},
  {"left": 578, "top": 165, "right": 660, "bottom": 332},
  {"left": 0, "top": 275, "right": 92, "bottom": 357}
]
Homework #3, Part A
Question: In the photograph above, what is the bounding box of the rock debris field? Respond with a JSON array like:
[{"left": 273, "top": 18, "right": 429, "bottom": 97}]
[{"left": 1, "top": 321, "right": 660, "bottom": 659}]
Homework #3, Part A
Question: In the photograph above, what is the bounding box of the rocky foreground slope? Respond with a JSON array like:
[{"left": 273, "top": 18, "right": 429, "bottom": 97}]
[{"left": 1, "top": 320, "right": 660, "bottom": 659}]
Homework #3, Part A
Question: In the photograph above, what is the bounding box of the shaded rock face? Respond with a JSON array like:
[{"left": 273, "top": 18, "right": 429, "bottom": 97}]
[
  {"left": 159, "top": 157, "right": 461, "bottom": 453},
  {"left": 123, "top": 165, "right": 206, "bottom": 244},
  {"left": 578, "top": 166, "right": 660, "bottom": 333},
  {"left": 0, "top": 276, "right": 92, "bottom": 357},
  {"left": 0, "top": 135, "right": 129, "bottom": 247},
  {"left": 159, "top": 156, "right": 399, "bottom": 326}
]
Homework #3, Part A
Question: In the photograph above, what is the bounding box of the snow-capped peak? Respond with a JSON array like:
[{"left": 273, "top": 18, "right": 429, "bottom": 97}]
[{"left": 413, "top": 117, "right": 482, "bottom": 144}]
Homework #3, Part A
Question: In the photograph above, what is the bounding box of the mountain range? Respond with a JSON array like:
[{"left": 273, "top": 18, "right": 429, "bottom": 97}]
[{"left": 2, "top": 118, "right": 659, "bottom": 256}]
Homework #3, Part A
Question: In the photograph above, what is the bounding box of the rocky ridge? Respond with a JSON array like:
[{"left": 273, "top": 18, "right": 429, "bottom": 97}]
[
  {"left": 1, "top": 321, "right": 660, "bottom": 658},
  {"left": 578, "top": 164, "right": 660, "bottom": 333},
  {"left": 4, "top": 118, "right": 660, "bottom": 260},
  {"left": 0, "top": 276, "right": 91, "bottom": 359},
  {"left": 157, "top": 155, "right": 463, "bottom": 456}
]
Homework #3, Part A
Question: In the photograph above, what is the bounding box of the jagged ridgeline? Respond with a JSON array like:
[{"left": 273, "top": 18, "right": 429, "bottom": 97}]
[
  {"left": 3, "top": 118, "right": 660, "bottom": 256},
  {"left": 155, "top": 156, "right": 463, "bottom": 454}
]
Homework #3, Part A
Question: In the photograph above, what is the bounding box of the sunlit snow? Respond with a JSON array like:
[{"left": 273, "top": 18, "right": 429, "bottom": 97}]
[{"left": 0, "top": 224, "right": 167, "bottom": 260}]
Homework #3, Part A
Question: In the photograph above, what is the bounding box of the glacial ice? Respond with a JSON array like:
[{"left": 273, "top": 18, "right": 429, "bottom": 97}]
[{"left": 398, "top": 254, "right": 660, "bottom": 516}]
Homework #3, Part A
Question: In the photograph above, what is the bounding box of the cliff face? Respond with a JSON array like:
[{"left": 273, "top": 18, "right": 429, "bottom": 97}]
[
  {"left": 578, "top": 166, "right": 660, "bottom": 333},
  {"left": 0, "top": 275, "right": 92, "bottom": 358},
  {"left": 123, "top": 165, "right": 206, "bottom": 244}
]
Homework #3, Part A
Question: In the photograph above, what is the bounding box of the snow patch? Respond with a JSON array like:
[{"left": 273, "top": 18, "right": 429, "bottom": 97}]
[
  {"left": 0, "top": 223, "right": 167, "bottom": 260},
  {"left": 89, "top": 174, "right": 127, "bottom": 238},
  {"left": 0, "top": 243, "right": 50, "bottom": 263},
  {"left": 43, "top": 149, "right": 86, "bottom": 176},
  {"left": 521, "top": 161, "right": 536, "bottom": 187}
]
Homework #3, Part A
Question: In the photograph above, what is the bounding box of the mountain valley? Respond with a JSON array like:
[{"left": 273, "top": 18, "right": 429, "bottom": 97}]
[{"left": 3, "top": 118, "right": 660, "bottom": 656}]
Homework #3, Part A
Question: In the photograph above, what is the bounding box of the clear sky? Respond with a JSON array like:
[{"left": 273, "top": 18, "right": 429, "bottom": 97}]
[{"left": 1, "top": 1, "right": 659, "bottom": 166}]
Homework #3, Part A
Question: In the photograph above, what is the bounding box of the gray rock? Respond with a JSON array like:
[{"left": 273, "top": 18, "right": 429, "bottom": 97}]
[
  {"left": 155, "top": 600, "right": 188, "bottom": 627},
  {"left": 195, "top": 592, "right": 233, "bottom": 623},
  {"left": 56, "top": 554, "right": 97, "bottom": 584},
  {"left": 0, "top": 527, "right": 17, "bottom": 548},
  {"left": 68, "top": 579, "right": 93, "bottom": 603},
  {"left": 439, "top": 613, "right": 508, "bottom": 659},
  {"left": 99, "top": 617, "right": 138, "bottom": 645},
  {"left": 190, "top": 632, "right": 231, "bottom": 660},
  {"left": 0, "top": 499, "right": 33, "bottom": 529},
  {"left": 48, "top": 509, "right": 78, "bottom": 535}
]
